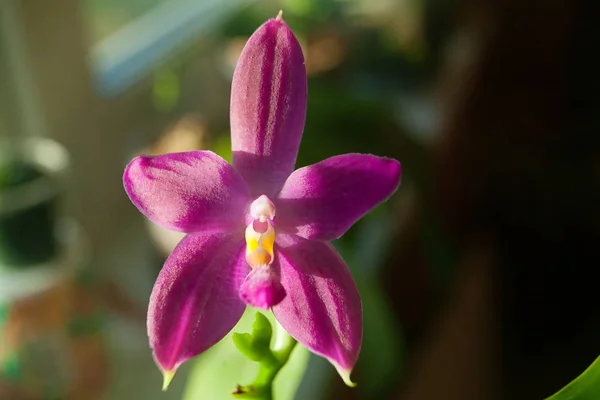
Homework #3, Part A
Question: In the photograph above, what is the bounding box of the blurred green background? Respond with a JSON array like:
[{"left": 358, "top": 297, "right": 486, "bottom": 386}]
[{"left": 1, "top": 0, "right": 599, "bottom": 399}]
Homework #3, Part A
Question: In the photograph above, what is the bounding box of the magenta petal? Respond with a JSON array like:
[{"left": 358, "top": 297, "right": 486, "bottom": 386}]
[
  {"left": 277, "top": 154, "right": 402, "bottom": 241},
  {"left": 230, "top": 16, "right": 307, "bottom": 197},
  {"left": 239, "top": 265, "right": 286, "bottom": 310},
  {"left": 124, "top": 151, "right": 250, "bottom": 233},
  {"left": 272, "top": 234, "right": 362, "bottom": 383},
  {"left": 148, "top": 232, "right": 248, "bottom": 374}
]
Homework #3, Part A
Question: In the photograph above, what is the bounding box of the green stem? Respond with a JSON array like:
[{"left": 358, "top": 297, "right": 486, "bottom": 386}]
[{"left": 233, "top": 318, "right": 297, "bottom": 400}]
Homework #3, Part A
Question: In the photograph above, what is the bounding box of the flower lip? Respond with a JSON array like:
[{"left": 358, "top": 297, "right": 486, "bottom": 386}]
[{"left": 239, "top": 265, "right": 285, "bottom": 310}]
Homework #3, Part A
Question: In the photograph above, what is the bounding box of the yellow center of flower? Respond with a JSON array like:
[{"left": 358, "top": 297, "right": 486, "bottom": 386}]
[{"left": 245, "top": 195, "right": 276, "bottom": 268}]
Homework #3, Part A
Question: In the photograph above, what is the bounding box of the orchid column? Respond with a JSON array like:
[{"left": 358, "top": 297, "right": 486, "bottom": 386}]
[{"left": 123, "top": 12, "right": 401, "bottom": 397}]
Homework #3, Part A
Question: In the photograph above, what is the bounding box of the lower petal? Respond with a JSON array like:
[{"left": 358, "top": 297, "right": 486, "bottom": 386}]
[
  {"left": 148, "top": 232, "right": 248, "bottom": 377},
  {"left": 272, "top": 234, "right": 362, "bottom": 385}
]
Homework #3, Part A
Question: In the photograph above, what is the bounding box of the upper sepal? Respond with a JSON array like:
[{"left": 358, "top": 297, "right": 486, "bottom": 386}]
[{"left": 230, "top": 16, "right": 307, "bottom": 197}]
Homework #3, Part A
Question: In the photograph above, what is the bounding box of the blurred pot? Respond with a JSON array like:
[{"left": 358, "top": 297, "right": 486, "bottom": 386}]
[
  {"left": 0, "top": 137, "right": 69, "bottom": 268},
  {"left": 0, "top": 216, "right": 109, "bottom": 399}
]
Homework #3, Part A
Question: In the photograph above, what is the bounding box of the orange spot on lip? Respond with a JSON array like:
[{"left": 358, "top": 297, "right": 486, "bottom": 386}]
[{"left": 247, "top": 248, "right": 272, "bottom": 266}]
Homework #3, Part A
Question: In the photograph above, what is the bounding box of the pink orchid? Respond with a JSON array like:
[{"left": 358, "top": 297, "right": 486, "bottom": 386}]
[{"left": 123, "top": 14, "right": 401, "bottom": 388}]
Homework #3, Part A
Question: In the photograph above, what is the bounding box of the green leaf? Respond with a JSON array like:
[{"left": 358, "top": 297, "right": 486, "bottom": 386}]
[{"left": 546, "top": 355, "right": 600, "bottom": 400}]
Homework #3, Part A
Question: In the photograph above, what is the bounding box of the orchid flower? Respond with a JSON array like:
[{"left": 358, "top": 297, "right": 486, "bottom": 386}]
[{"left": 123, "top": 13, "right": 401, "bottom": 390}]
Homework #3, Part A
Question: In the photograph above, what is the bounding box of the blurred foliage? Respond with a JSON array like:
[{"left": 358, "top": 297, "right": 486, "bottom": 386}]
[
  {"left": 152, "top": 68, "right": 181, "bottom": 113},
  {"left": 0, "top": 161, "right": 42, "bottom": 189},
  {"left": 335, "top": 207, "right": 406, "bottom": 398},
  {"left": 84, "top": 0, "right": 174, "bottom": 43}
]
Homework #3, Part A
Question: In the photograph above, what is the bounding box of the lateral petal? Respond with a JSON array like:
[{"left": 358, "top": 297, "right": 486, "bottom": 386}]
[
  {"left": 124, "top": 151, "right": 250, "bottom": 233},
  {"left": 273, "top": 234, "right": 362, "bottom": 385},
  {"left": 277, "top": 153, "right": 401, "bottom": 240},
  {"left": 148, "top": 232, "right": 248, "bottom": 376}
]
